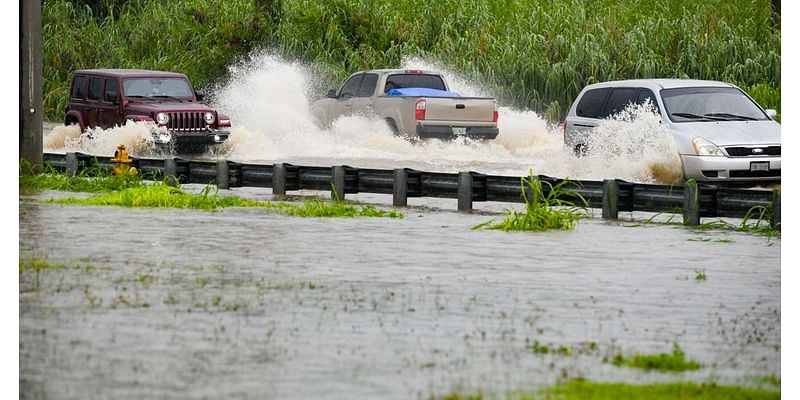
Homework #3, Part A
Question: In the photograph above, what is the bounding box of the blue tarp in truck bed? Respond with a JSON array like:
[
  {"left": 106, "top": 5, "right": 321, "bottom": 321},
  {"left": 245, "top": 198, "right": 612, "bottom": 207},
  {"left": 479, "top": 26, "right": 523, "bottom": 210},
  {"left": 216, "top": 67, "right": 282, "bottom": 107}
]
[{"left": 385, "top": 87, "right": 461, "bottom": 97}]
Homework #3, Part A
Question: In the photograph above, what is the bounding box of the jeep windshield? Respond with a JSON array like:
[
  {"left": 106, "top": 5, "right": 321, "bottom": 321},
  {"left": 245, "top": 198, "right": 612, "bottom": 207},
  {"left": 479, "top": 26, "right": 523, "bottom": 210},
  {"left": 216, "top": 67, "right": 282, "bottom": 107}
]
[
  {"left": 123, "top": 78, "right": 194, "bottom": 99},
  {"left": 661, "top": 87, "right": 769, "bottom": 123}
]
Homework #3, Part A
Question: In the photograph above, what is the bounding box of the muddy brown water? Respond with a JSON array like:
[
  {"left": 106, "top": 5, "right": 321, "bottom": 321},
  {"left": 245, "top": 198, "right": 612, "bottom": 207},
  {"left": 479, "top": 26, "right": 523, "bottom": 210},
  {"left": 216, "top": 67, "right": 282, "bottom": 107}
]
[{"left": 19, "top": 186, "right": 780, "bottom": 399}]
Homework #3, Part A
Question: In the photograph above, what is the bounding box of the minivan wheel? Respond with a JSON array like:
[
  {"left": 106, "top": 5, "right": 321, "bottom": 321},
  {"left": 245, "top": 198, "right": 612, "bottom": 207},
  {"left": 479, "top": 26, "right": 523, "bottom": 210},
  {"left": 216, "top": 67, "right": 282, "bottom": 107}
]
[{"left": 573, "top": 143, "right": 587, "bottom": 157}]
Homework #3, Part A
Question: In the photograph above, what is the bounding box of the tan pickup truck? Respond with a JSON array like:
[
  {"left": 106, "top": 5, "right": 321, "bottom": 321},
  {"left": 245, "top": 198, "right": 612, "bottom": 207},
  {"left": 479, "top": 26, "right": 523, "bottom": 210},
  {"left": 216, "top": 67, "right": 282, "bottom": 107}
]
[{"left": 311, "top": 69, "right": 499, "bottom": 140}]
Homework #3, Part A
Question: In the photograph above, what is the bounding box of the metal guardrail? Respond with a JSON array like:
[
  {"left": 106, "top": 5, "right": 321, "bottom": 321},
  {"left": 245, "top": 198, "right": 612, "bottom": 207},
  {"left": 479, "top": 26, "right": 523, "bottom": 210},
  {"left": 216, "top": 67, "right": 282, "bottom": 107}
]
[{"left": 43, "top": 152, "right": 781, "bottom": 228}]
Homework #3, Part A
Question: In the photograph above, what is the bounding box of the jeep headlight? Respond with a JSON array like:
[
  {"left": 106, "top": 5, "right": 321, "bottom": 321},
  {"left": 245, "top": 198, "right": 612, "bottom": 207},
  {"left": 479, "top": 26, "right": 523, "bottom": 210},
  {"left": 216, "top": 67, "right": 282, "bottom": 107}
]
[
  {"left": 692, "top": 137, "right": 723, "bottom": 156},
  {"left": 156, "top": 112, "right": 169, "bottom": 125},
  {"left": 204, "top": 112, "right": 215, "bottom": 124}
]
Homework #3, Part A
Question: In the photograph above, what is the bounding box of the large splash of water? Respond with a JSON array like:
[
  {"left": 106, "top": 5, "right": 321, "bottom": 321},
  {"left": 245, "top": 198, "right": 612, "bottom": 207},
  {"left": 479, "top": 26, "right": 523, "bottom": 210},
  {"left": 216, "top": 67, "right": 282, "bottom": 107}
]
[{"left": 44, "top": 52, "right": 683, "bottom": 183}]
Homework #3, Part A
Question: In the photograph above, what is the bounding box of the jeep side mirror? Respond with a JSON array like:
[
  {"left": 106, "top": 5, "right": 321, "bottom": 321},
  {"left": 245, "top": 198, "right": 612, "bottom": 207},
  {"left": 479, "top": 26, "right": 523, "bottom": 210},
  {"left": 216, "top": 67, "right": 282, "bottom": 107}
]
[
  {"left": 765, "top": 109, "right": 777, "bottom": 119},
  {"left": 106, "top": 91, "right": 119, "bottom": 104},
  {"left": 327, "top": 89, "right": 338, "bottom": 99},
  {"left": 195, "top": 90, "right": 204, "bottom": 101}
]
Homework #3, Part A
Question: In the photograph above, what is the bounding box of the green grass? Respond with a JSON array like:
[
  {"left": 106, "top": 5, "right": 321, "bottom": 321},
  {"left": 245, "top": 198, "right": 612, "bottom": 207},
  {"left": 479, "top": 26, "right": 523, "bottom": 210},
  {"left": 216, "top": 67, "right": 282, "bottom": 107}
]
[
  {"left": 611, "top": 343, "right": 701, "bottom": 372},
  {"left": 19, "top": 258, "right": 67, "bottom": 274},
  {"left": 43, "top": 0, "right": 779, "bottom": 122},
  {"left": 44, "top": 178, "right": 403, "bottom": 218},
  {"left": 20, "top": 165, "right": 144, "bottom": 193},
  {"left": 695, "top": 270, "right": 707, "bottom": 281},
  {"left": 441, "top": 380, "right": 779, "bottom": 400},
  {"left": 473, "top": 173, "right": 587, "bottom": 232}
]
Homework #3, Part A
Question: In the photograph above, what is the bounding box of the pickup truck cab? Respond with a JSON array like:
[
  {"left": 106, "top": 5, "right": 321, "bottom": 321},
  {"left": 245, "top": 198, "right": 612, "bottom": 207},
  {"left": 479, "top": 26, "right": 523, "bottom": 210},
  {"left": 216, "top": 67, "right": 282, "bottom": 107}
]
[
  {"left": 312, "top": 69, "right": 499, "bottom": 140},
  {"left": 64, "top": 69, "right": 232, "bottom": 153}
]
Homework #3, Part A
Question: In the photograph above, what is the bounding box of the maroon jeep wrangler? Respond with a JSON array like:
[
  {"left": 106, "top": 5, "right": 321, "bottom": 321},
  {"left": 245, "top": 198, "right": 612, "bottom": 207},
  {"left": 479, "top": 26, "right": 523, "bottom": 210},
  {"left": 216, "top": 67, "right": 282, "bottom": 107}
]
[{"left": 64, "top": 69, "right": 231, "bottom": 152}]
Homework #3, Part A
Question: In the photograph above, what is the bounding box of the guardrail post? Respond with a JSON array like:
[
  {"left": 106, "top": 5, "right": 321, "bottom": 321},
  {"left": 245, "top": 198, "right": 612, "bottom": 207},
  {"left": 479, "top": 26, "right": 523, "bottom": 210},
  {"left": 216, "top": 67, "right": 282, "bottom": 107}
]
[
  {"left": 771, "top": 189, "right": 781, "bottom": 229},
  {"left": 273, "top": 163, "right": 286, "bottom": 195},
  {"left": 602, "top": 179, "right": 619, "bottom": 220},
  {"left": 523, "top": 175, "right": 540, "bottom": 205},
  {"left": 65, "top": 152, "right": 78, "bottom": 177},
  {"left": 458, "top": 171, "right": 473, "bottom": 212},
  {"left": 164, "top": 158, "right": 178, "bottom": 187},
  {"left": 683, "top": 180, "right": 700, "bottom": 226},
  {"left": 216, "top": 160, "right": 229, "bottom": 189},
  {"left": 332, "top": 166, "right": 346, "bottom": 201},
  {"left": 393, "top": 169, "right": 407, "bottom": 207}
]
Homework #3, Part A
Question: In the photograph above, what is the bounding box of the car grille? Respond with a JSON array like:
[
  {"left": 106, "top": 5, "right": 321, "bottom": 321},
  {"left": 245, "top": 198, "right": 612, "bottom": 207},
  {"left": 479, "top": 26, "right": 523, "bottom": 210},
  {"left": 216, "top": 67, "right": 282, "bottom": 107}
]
[
  {"left": 168, "top": 112, "right": 206, "bottom": 131},
  {"left": 724, "top": 146, "right": 780, "bottom": 157}
]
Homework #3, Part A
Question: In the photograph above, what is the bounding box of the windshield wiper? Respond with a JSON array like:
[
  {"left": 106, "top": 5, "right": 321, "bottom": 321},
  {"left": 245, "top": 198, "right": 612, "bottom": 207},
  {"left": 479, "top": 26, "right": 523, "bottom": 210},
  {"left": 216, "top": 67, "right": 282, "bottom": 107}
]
[
  {"left": 703, "top": 112, "right": 757, "bottom": 121},
  {"left": 671, "top": 112, "right": 726, "bottom": 121},
  {"left": 151, "top": 95, "right": 184, "bottom": 102}
]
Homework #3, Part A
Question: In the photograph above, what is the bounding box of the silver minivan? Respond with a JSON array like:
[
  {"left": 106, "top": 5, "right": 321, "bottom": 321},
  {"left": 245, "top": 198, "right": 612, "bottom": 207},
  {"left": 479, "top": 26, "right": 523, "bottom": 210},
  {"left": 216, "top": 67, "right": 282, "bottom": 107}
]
[{"left": 564, "top": 79, "right": 780, "bottom": 183}]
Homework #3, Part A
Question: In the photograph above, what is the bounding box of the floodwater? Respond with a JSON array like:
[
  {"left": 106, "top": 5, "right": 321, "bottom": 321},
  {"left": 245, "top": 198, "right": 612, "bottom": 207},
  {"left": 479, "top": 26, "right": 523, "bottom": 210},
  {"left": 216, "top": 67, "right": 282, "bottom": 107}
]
[{"left": 19, "top": 185, "right": 780, "bottom": 399}]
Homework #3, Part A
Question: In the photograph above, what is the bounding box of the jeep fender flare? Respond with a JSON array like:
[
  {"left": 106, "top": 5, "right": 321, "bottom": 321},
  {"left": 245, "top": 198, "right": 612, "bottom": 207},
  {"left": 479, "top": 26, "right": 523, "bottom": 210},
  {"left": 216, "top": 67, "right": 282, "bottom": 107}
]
[
  {"left": 64, "top": 111, "right": 86, "bottom": 131},
  {"left": 125, "top": 114, "right": 155, "bottom": 124}
]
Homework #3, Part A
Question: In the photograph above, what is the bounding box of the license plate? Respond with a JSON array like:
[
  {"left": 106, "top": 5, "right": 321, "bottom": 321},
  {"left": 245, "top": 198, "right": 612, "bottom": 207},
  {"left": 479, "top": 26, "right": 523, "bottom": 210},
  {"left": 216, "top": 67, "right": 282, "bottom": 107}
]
[
  {"left": 453, "top": 127, "right": 467, "bottom": 136},
  {"left": 750, "top": 161, "right": 770, "bottom": 172}
]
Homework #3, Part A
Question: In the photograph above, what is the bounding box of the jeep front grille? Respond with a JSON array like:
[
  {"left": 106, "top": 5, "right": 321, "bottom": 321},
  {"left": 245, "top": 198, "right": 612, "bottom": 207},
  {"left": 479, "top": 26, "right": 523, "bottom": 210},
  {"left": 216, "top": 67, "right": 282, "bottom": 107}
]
[
  {"left": 168, "top": 112, "right": 206, "bottom": 131},
  {"left": 724, "top": 146, "right": 780, "bottom": 157}
]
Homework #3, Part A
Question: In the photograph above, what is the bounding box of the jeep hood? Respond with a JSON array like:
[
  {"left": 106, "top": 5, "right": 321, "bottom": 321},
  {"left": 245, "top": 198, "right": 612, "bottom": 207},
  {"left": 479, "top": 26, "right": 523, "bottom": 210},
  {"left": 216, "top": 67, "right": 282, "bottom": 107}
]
[{"left": 126, "top": 101, "right": 215, "bottom": 114}]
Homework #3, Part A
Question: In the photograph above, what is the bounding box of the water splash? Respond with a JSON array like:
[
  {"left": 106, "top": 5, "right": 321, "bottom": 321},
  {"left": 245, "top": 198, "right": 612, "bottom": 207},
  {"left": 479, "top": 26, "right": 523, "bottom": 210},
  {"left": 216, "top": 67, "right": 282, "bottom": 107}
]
[
  {"left": 44, "top": 121, "right": 169, "bottom": 157},
  {"left": 46, "top": 52, "right": 683, "bottom": 184}
]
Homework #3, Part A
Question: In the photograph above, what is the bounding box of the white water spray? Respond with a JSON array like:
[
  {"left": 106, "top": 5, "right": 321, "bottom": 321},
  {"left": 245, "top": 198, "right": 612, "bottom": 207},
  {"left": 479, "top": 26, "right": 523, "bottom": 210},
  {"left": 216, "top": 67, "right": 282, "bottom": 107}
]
[{"left": 46, "top": 52, "right": 683, "bottom": 183}]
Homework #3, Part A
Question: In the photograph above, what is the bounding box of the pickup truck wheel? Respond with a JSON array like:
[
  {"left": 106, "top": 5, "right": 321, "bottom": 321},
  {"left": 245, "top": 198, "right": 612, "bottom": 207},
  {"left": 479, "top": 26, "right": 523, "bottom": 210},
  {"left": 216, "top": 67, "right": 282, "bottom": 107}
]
[{"left": 385, "top": 118, "right": 400, "bottom": 136}]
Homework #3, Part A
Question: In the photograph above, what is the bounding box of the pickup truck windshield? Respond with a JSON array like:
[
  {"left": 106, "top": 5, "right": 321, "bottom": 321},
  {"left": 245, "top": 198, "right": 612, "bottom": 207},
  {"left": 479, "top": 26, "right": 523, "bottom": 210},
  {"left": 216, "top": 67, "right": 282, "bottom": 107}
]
[
  {"left": 123, "top": 78, "right": 194, "bottom": 99},
  {"left": 384, "top": 74, "right": 446, "bottom": 92},
  {"left": 661, "top": 87, "right": 769, "bottom": 122}
]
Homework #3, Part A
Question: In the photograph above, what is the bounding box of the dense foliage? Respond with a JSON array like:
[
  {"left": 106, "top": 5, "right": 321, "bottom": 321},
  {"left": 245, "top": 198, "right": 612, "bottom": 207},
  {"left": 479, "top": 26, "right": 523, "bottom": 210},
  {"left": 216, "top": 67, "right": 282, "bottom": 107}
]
[{"left": 44, "top": 0, "right": 780, "bottom": 122}]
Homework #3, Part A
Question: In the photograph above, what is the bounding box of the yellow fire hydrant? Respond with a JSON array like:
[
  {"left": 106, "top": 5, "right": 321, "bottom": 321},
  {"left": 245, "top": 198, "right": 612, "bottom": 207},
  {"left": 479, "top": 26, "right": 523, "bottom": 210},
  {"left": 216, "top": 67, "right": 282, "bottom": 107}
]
[{"left": 111, "top": 144, "right": 137, "bottom": 176}]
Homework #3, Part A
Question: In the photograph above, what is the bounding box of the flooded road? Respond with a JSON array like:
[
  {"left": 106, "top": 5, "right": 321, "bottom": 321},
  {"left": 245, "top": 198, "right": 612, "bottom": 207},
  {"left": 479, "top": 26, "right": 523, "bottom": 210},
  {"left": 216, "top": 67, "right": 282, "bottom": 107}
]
[{"left": 19, "top": 186, "right": 780, "bottom": 399}]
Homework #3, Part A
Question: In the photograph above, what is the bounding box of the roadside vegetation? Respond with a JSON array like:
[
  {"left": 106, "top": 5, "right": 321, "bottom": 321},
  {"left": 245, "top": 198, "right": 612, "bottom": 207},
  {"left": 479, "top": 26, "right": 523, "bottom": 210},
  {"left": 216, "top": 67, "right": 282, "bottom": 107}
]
[
  {"left": 441, "top": 380, "right": 779, "bottom": 400},
  {"left": 44, "top": 0, "right": 779, "bottom": 122},
  {"left": 610, "top": 343, "right": 701, "bottom": 372},
  {"left": 19, "top": 163, "right": 143, "bottom": 193},
  {"left": 472, "top": 173, "right": 588, "bottom": 232}
]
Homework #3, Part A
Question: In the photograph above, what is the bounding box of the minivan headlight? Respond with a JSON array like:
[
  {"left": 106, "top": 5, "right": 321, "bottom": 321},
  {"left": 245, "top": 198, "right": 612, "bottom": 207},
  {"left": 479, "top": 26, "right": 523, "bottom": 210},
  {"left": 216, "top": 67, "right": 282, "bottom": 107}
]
[
  {"left": 156, "top": 112, "right": 169, "bottom": 125},
  {"left": 692, "top": 137, "right": 723, "bottom": 156}
]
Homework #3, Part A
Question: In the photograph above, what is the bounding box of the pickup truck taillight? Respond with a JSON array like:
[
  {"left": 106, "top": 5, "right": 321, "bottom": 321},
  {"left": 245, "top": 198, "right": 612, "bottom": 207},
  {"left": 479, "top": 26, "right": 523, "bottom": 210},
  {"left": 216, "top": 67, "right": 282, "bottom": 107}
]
[
  {"left": 493, "top": 100, "right": 499, "bottom": 123},
  {"left": 415, "top": 99, "right": 426, "bottom": 120}
]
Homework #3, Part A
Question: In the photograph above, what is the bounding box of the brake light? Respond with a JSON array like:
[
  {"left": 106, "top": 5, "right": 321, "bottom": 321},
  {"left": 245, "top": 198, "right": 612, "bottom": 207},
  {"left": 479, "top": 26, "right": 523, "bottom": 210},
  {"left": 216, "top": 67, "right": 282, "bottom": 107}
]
[
  {"left": 405, "top": 69, "right": 423, "bottom": 74},
  {"left": 493, "top": 100, "right": 499, "bottom": 123},
  {"left": 415, "top": 99, "right": 426, "bottom": 120}
]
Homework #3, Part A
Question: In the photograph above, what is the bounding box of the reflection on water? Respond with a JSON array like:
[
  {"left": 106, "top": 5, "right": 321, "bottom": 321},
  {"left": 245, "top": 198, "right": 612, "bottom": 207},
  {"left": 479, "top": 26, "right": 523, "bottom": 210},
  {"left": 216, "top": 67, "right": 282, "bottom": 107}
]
[{"left": 19, "top": 188, "right": 780, "bottom": 399}]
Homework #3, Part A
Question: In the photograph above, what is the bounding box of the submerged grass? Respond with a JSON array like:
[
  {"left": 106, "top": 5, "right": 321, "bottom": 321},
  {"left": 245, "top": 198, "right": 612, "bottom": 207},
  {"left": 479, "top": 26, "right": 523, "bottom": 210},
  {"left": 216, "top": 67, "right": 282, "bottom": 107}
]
[
  {"left": 20, "top": 165, "right": 143, "bottom": 193},
  {"left": 473, "top": 172, "right": 588, "bottom": 232},
  {"left": 442, "top": 380, "right": 779, "bottom": 400},
  {"left": 46, "top": 180, "right": 403, "bottom": 218},
  {"left": 611, "top": 343, "right": 701, "bottom": 372}
]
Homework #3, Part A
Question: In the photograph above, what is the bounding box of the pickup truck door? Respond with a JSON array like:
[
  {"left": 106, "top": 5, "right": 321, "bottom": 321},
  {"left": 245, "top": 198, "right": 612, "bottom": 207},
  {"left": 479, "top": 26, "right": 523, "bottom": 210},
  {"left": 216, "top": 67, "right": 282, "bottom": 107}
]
[
  {"left": 330, "top": 74, "right": 363, "bottom": 121},
  {"left": 351, "top": 73, "right": 379, "bottom": 116}
]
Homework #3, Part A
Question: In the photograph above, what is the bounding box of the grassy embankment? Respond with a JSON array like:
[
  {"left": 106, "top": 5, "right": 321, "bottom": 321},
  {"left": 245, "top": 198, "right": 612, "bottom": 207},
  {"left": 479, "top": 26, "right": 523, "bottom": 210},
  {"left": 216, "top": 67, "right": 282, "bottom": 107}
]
[
  {"left": 20, "top": 168, "right": 402, "bottom": 218},
  {"left": 44, "top": 0, "right": 779, "bottom": 123}
]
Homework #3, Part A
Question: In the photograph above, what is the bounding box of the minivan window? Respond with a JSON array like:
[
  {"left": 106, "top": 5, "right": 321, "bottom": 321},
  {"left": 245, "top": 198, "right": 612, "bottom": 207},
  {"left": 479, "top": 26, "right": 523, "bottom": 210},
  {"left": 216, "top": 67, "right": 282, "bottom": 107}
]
[
  {"left": 357, "top": 74, "right": 378, "bottom": 97},
  {"left": 576, "top": 88, "right": 611, "bottom": 118},
  {"left": 87, "top": 78, "right": 102, "bottom": 101},
  {"left": 339, "top": 74, "right": 363, "bottom": 98},
  {"left": 104, "top": 79, "right": 119, "bottom": 102},
  {"left": 384, "top": 74, "right": 446, "bottom": 91},
  {"left": 603, "top": 88, "right": 638, "bottom": 118},
  {"left": 71, "top": 76, "right": 86, "bottom": 99},
  {"left": 661, "top": 87, "right": 769, "bottom": 122},
  {"left": 637, "top": 88, "right": 659, "bottom": 112}
]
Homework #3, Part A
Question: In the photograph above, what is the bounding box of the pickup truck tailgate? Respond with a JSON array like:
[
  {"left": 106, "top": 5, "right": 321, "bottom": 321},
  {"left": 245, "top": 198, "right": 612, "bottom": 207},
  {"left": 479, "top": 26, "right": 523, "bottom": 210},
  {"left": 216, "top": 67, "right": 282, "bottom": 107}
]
[{"left": 423, "top": 98, "right": 495, "bottom": 122}]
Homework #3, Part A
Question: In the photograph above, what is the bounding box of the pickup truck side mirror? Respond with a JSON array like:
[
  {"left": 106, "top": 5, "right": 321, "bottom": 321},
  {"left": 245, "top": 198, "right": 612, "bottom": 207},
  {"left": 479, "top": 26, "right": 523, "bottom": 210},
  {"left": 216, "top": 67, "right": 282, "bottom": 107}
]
[
  {"left": 106, "top": 91, "right": 120, "bottom": 104},
  {"left": 195, "top": 90, "right": 205, "bottom": 101},
  {"left": 765, "top": 109, "right": 777, "bottom": 119},
  {"left": 326, "top": 89, "right": 338, "bottom": 99}
]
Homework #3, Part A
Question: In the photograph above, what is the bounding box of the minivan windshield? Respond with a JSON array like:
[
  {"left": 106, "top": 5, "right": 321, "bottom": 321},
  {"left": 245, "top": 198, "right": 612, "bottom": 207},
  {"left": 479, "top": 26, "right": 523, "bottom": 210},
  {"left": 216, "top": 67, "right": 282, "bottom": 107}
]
[
  {"left": 661, "top": 87, "right": 768, "bottom": 122},
  {"left": 123, "top": 78, "right": 194, "bottom": 99}
]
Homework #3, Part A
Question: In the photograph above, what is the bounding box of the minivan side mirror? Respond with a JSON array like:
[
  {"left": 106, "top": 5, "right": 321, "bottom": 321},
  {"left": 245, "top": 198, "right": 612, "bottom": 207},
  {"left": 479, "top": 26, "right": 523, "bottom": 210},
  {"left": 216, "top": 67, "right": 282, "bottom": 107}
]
[
  {"left": 765, "top": 109, "right": 777, "bottom": 119},
  {"left": 195, "top": 90, "right": 204, "bottom": 101},
  {"left": 326, "top": 89, "right": 338, "bottom": 99}
]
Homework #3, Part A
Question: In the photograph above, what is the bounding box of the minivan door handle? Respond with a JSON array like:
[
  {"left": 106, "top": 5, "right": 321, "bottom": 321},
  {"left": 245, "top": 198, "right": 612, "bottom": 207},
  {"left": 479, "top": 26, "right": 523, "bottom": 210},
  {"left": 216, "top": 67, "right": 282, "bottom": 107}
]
[{"left": 455, "top": 104, "right": 465, "bottom": 109}]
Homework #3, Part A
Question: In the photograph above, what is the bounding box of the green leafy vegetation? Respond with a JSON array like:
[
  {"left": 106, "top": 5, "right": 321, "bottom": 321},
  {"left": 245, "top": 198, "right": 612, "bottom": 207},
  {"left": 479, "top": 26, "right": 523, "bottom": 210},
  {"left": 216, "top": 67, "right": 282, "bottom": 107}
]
[
  {"left": 611, "top": 343, "right": 701, "bottom": 372},
  {"left": 20, "top": 164, "right": 143, "bottom": 193},
  {"left": 441, "top": 380, "right": 779, "bottom": 400},
  {"left": 19, "top": 258, "right": 67, "bottom": 274},
  {"left": 43, "top": 0, "right": 779, "bottom": 122},
  {"left": 274, "top": 198, "right": 403, "bottom": 218},
  {"left": 695, "top": 270, "right": 707, "bottom": 281},
  {"left": 473, "top": 173, "right": 588, "bottom": 232}
]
